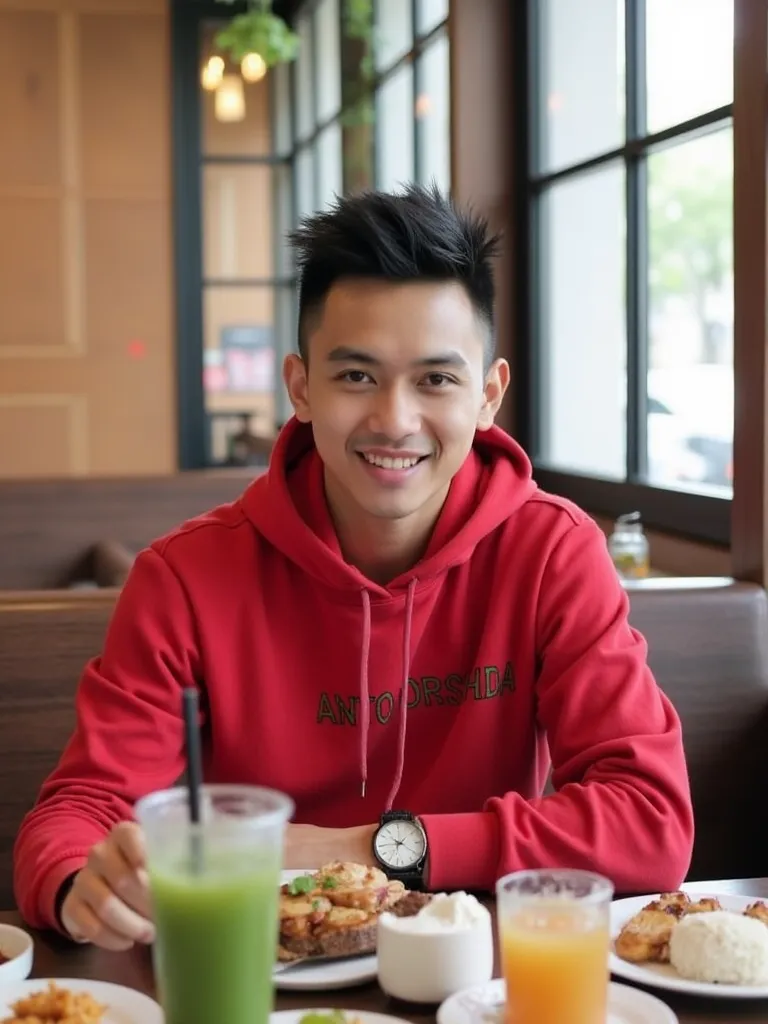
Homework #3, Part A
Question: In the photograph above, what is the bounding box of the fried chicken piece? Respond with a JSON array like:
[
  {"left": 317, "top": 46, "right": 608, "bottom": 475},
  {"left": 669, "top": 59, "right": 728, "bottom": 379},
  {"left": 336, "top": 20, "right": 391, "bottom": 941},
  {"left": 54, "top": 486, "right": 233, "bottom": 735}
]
[
  {"left": 656, "top": 891, "right": 692, "bottom": 914},
  {"left": 686, "top": 897, "right": 723, "bottom": 914},
  {"left": 744, "top": 900, "right": 768, "bottom": 926},
  {"left": 615, "top": 892, "right": 691, "bottom": 964},
  {"left": 615, "top": 903, "right": 680, "bottom": 963}
]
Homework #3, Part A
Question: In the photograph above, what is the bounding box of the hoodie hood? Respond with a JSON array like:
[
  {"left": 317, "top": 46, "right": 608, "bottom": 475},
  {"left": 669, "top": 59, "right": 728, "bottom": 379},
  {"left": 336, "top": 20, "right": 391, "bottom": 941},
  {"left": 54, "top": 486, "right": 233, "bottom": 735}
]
[
  {"left": 242, "top": 417, "right": 537, "bottom": 808},
  {"left": 244, "top": 417, "right": 538, "bottom": 596}
]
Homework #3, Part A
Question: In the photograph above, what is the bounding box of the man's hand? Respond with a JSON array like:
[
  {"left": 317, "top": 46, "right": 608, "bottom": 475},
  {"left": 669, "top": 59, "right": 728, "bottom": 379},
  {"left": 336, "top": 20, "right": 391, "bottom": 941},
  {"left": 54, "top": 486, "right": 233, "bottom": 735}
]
[
  {"left": 61, "top": 822, "right": 155, "bottom": 951},
  {"left": 283, "top": 823, "right": 377, "bottom": 870}
]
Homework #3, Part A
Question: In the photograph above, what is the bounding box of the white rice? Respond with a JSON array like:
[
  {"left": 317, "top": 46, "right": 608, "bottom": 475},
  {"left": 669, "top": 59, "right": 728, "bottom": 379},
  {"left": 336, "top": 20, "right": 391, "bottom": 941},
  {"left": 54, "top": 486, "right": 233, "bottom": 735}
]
[{"left": 669, "top": 911, "right": 768, "bottom": 985}]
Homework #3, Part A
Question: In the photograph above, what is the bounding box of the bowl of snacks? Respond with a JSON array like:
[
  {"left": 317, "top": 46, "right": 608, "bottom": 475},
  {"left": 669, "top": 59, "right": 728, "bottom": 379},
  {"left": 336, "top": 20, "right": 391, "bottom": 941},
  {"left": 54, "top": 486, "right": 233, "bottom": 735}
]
[{"left": 0, "top": 923, "right": 33, "bottom": 984}]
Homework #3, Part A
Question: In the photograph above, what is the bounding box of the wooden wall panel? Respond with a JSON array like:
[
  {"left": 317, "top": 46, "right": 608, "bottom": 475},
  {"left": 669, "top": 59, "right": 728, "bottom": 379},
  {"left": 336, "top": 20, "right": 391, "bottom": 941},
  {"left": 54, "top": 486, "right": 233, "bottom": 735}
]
[
  {"left": 78, "top": 12, "right": 168, "bottom": 195},
  {"left": 0, "top": 395, "right": 86, "bottom": 477},
  {"left": 0, "top": 0, "right": 175, "bottom": 479},
  {"left": 0, "top": 197, "right": 67, "bottom": 353},
  {"left": 0, "top": 10, "right": 61, "bottom": 188}
]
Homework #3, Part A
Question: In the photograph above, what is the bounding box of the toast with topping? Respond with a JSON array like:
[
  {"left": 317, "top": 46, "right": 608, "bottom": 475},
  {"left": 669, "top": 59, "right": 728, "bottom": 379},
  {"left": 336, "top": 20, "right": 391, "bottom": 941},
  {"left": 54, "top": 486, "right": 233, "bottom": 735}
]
[{"left": 277, "top": 861, "right": 429, "bottom": 962}]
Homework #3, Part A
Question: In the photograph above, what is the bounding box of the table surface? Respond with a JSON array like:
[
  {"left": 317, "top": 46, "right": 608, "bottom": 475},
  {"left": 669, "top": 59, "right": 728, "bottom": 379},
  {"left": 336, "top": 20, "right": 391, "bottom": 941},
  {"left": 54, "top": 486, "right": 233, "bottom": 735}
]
[{"left": 3, "top": 879, "right": 768, "bottom": 1023}]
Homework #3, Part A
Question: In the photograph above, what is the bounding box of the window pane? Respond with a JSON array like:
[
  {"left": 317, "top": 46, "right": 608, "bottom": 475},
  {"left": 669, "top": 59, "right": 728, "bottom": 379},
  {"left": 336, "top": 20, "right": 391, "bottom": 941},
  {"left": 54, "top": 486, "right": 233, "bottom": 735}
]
[
  {"left": 274, "top": 163, "right": 293, "bottom": 278},
  {"left": 203, "top": 166, "right": 273, "bottom": 279},
  {"left": 416, "top": 0, "right": 448, "bottom": 36},
  {"left": 376, "top": 64, "right": 414, "bottom": 191},
  {"left": 375, "top": 0, "right": 412, "bottom": 71},
  {"left": 317, "top": 122, "right": 343, "bottom": 209},
  {"left": 539, "top": 164, "right": 626, "bottom": 477},
  {"left": 295, "top": 14, "right": 314, "bottom": 139},
  {"left": 274, "top": 285, "right": 297, "bottom": 427},
  {"left": 202, "top": 287, "right": 277, "bottom": 460},
  {"left": 315, "top": 0, "right": 341, "bottom": 122},
  {"left": 272, "top": 62, "right": 292, "bottom": 158},
  {"left": 535, "top": 0, "right": 624, "bottom": 174},
  {"left": 646, "top": 0, "right": 733, "bottom": 135},
  {"left": 416, "top": 33, "right": 450, "bottom": 192},
  {"left": 295, "top": 145, "right": 315, "bottom": 223},
  {"left": 646, "top": 128, "right": 733, "bottom": 494}
]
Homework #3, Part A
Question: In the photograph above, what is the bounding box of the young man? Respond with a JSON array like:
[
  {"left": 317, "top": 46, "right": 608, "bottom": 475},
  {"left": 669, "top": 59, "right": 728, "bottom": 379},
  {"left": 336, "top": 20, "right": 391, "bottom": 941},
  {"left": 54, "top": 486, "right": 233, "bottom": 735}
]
[{"left": 14, "top": 185, "right": 693, "bottom": 950}]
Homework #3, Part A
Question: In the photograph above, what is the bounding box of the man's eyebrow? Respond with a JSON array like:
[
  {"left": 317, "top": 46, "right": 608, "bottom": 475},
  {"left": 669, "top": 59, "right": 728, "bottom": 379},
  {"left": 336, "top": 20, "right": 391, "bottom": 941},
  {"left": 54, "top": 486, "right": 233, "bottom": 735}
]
[
  {"left": 325, "top": 346, "right": 470, "bottom": 369},
  {"left": 326, "top": 346, "right": 380, "bottom": 364}
]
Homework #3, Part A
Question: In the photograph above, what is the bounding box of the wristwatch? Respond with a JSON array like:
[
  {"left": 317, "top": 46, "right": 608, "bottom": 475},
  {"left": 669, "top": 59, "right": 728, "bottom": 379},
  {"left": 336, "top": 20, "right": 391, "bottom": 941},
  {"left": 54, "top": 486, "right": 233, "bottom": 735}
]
[{"left": 372, "top": 810, "right": 428, "bottom": 889}]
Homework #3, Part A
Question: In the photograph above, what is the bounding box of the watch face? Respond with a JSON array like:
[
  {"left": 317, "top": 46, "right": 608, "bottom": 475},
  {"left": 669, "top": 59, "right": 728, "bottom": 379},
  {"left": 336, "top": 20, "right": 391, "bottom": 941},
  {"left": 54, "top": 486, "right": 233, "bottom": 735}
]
[{"left": 374, "top": 818, "right": 426, "bottom": 870}]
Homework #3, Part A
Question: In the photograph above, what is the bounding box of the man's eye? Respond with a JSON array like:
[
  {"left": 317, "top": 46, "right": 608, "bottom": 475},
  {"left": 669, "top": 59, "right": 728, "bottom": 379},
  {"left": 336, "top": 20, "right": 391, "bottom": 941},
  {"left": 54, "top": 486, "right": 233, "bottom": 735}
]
[
  {"left": 340, "top": 370, "right": 372, "bottom": 384},
  {"left": 423, "top": 373, "right": 453, "bottom": 387}
]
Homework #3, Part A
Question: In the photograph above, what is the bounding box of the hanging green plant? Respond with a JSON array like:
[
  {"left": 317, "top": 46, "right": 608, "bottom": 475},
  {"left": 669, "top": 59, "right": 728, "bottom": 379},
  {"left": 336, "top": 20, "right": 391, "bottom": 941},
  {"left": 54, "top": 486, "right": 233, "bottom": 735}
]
[{"left": 213, "top": 0, "right": 300, "bottom": 68}]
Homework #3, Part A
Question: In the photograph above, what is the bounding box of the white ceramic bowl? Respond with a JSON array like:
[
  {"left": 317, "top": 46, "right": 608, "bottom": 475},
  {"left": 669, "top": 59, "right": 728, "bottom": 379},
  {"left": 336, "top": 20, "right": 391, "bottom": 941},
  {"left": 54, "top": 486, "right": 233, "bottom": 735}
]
[
  {"left": 0, "top": 924, "right": 34, "bottom": 984},
  {"left": 377, "top": 907, "right": 494, "bottom": 1004}
]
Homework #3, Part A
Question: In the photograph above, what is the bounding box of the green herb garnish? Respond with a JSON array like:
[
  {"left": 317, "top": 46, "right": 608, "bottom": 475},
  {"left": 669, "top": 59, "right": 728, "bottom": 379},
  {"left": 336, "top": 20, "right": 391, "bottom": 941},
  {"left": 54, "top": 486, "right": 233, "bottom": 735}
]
[
  {"left": 322, "top": 876, "right": 338, "bottom": 890},
  {"left": 287, "top": 874, "right": 315, "bottom": 895},
  {"left": 299, "top": 1012, "right": 347, "bottom": 1024}
]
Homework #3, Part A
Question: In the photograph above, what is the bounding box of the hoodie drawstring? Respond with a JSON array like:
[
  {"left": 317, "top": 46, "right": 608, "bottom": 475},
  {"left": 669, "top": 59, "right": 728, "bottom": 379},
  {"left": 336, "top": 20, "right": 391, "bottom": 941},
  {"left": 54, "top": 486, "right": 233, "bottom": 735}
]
[
  {"left": 358, "top": 578, "right": 417, "bottom": 808},
  {"left": 359, "top": 589, "right": 372, "bottom": 798}
]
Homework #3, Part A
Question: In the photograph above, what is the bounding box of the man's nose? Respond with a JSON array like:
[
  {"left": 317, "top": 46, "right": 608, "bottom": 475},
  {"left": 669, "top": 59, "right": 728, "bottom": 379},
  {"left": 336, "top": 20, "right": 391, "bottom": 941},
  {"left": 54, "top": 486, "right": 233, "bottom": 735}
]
[{"left": 367, "top": 385, "right": 422, "bottom": 440}]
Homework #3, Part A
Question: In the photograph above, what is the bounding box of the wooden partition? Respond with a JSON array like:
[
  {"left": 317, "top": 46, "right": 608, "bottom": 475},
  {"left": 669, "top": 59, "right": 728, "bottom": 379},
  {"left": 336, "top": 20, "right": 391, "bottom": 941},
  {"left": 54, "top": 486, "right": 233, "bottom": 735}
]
[
  {"left": 0, "top": 590, "right": 115, "bottom": 906},
  {"left": 0, "top": 468, "right": 259, "bottom": 589}
]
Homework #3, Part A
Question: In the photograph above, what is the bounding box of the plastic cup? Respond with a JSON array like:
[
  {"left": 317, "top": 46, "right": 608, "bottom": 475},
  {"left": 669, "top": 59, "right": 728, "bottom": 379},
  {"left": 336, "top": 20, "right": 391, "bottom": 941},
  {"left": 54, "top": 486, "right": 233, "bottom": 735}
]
[{"left": 136, "top": 784, "right": 294, "bottom": 1024}]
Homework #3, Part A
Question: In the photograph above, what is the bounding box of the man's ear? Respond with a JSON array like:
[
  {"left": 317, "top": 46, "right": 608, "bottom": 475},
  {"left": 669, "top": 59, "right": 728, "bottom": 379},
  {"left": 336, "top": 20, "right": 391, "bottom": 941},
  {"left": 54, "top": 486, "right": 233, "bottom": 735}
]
[
  {"left": 477, "top": 358, "right": 510, "bottom": 430},
  {"left": 283, "top": 354, "right": 311, "bottom": 423}
]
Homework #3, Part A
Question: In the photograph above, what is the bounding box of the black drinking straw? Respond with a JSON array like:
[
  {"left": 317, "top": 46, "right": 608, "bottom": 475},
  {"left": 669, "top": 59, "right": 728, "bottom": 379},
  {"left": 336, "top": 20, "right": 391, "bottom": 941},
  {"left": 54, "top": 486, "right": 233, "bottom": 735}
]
[{"left": 182, "top": 687, "right": 204, "bottom": 872}]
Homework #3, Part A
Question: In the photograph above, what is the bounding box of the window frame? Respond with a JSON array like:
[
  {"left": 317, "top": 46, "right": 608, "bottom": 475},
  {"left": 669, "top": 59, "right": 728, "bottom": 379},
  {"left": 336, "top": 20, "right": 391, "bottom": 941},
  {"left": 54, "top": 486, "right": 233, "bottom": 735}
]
[
  {"left": 171, "top": 0, "right": 295, "bottom": 468},
  {"left": 520, "top": 0, "right": 733, "bottom": 545}
]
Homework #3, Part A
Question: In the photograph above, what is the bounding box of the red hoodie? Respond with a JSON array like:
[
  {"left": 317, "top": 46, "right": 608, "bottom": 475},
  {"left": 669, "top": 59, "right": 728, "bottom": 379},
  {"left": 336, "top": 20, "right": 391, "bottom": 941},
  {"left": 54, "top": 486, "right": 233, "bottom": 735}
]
[{"left": 14, "top": 420, "right": 693, "bottom": 931}]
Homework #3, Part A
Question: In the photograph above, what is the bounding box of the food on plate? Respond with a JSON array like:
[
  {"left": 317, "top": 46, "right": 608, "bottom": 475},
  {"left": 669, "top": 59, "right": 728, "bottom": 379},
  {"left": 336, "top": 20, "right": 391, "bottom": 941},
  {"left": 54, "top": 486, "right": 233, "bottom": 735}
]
[
  {"left": 669, "top": 911, "right": 768, "bottom": 985},
  {"left": 0, "top": 950, "right": 9, "bottom": 965},
  {"left": 278, "top": 861, "right": 432, "bottom": 962},
  {"left": 744, "top": 901, "right": 768, "bottom": 926},
  {"left": 615, "top": 891, "right": 768, "bottom": 984},
  {"left": 0, "top": 980, "right": 106, "bottom": 1023},
  {"left": 614, "top": 891, "right": 723, "bottom": 963},
  {"left": 298, "top": 1012, "right": 362, "bottom": 1024}
]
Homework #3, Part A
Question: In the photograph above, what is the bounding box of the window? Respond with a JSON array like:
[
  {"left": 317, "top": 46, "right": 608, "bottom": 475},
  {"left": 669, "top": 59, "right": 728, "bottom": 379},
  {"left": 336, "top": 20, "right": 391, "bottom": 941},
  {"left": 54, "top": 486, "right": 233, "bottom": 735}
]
[
  {"left": 171, "top": 0, "right": 451, "bottom": 468},
  {"left": 373, "top": 0, "right": 451, "bottom": 191},
  {"left": 290, "top": 0, "right": 451, "bottom": 204},
  {"left": 526, "top": 0, "right": 734, "bottom": 543}
]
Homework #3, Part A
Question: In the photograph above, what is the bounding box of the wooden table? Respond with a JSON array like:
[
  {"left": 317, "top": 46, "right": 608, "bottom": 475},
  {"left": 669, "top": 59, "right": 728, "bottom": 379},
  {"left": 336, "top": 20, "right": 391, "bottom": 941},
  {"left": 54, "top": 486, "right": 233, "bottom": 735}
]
[{"left": 3, "top": 879, "right": 768, "bottom": 1023}]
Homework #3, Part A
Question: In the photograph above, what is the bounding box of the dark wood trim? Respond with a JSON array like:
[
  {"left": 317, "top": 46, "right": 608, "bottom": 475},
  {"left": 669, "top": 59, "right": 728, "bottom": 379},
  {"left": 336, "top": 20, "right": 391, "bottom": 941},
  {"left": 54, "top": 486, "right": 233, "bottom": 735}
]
[
  {"left": 449, "top": 0, "right": 515, "bottom": 434},
  {"left": 171, "top": 0, "right": 207, "bottom": 469},
  {"left": 731, "top": 0, "right": 768, "bottom": 584}
]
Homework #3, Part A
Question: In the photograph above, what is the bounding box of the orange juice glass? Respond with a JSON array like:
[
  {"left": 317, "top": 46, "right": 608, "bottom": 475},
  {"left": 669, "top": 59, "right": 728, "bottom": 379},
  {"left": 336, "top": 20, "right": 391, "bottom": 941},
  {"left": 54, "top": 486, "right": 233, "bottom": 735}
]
[{"left": 496, "top": 869, "right": 613, "bottom": 1024}]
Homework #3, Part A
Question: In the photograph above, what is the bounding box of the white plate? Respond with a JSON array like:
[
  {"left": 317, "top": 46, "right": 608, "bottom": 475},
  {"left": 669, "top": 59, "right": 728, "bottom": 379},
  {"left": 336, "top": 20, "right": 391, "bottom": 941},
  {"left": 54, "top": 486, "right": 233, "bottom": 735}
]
[
  {"left": 272, "top": 1012, "right": 410, "bottom": 1024},
  {"left": 0, "top": 978, "right": 163, "bottom": 1024},
  {"left": 611, "top": 891, "right": 768, "bottom": 998},
  {"left": 437, "top": 977, "right": 677, "bottom": 1024},
  {"left": 273, "top": 870, "right": 378, "bottom": 992}
]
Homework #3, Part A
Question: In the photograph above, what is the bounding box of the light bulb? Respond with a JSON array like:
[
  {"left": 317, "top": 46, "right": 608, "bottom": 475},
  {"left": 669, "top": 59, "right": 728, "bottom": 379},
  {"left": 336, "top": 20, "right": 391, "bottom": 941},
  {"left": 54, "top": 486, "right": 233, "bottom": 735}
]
[
  {"left": 241, "top": 52, "right": 267, "bottom": 83},
  {"left": 215, "top": 75, "right": 246, "bottom": 122},
  {"left": 201, "top": 55, "right": 225, "bottom": 91}
]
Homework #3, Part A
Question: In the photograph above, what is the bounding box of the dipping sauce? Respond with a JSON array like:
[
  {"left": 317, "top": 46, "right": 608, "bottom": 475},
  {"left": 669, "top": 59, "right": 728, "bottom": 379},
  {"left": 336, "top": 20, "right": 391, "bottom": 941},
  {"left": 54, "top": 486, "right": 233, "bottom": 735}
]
[{"left": 378, "top": 891, "right": 494, "bottom": 1003}]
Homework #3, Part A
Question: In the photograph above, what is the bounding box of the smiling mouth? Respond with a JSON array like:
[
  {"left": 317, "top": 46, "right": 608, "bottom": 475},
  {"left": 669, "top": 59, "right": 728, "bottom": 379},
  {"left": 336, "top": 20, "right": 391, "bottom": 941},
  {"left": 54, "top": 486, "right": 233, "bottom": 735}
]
[{"left": 357, "top": 452, "right": 429, "bottom": 470}]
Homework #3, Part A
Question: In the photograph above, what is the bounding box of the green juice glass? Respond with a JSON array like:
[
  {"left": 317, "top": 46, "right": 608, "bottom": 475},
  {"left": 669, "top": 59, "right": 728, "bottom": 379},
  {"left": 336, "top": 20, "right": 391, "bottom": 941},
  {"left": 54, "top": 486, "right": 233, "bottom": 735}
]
[{"left": 135, "top": 784, "right": 294, "bottom": 1024}]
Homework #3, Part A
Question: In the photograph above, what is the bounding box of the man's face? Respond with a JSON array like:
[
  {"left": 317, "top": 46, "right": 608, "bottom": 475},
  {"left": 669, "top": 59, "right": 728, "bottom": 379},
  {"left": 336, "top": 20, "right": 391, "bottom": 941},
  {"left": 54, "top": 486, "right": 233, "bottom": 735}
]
[{"left": 284, "top": 279, "right": 509, "bottom": 524}]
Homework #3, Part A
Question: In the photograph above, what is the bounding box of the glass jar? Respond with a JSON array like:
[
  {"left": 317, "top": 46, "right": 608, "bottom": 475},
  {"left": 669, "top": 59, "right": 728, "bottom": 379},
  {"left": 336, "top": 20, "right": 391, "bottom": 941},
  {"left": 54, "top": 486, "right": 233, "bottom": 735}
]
[{"left": 608, "top": 511, "right": 650, "bottom": 579}]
